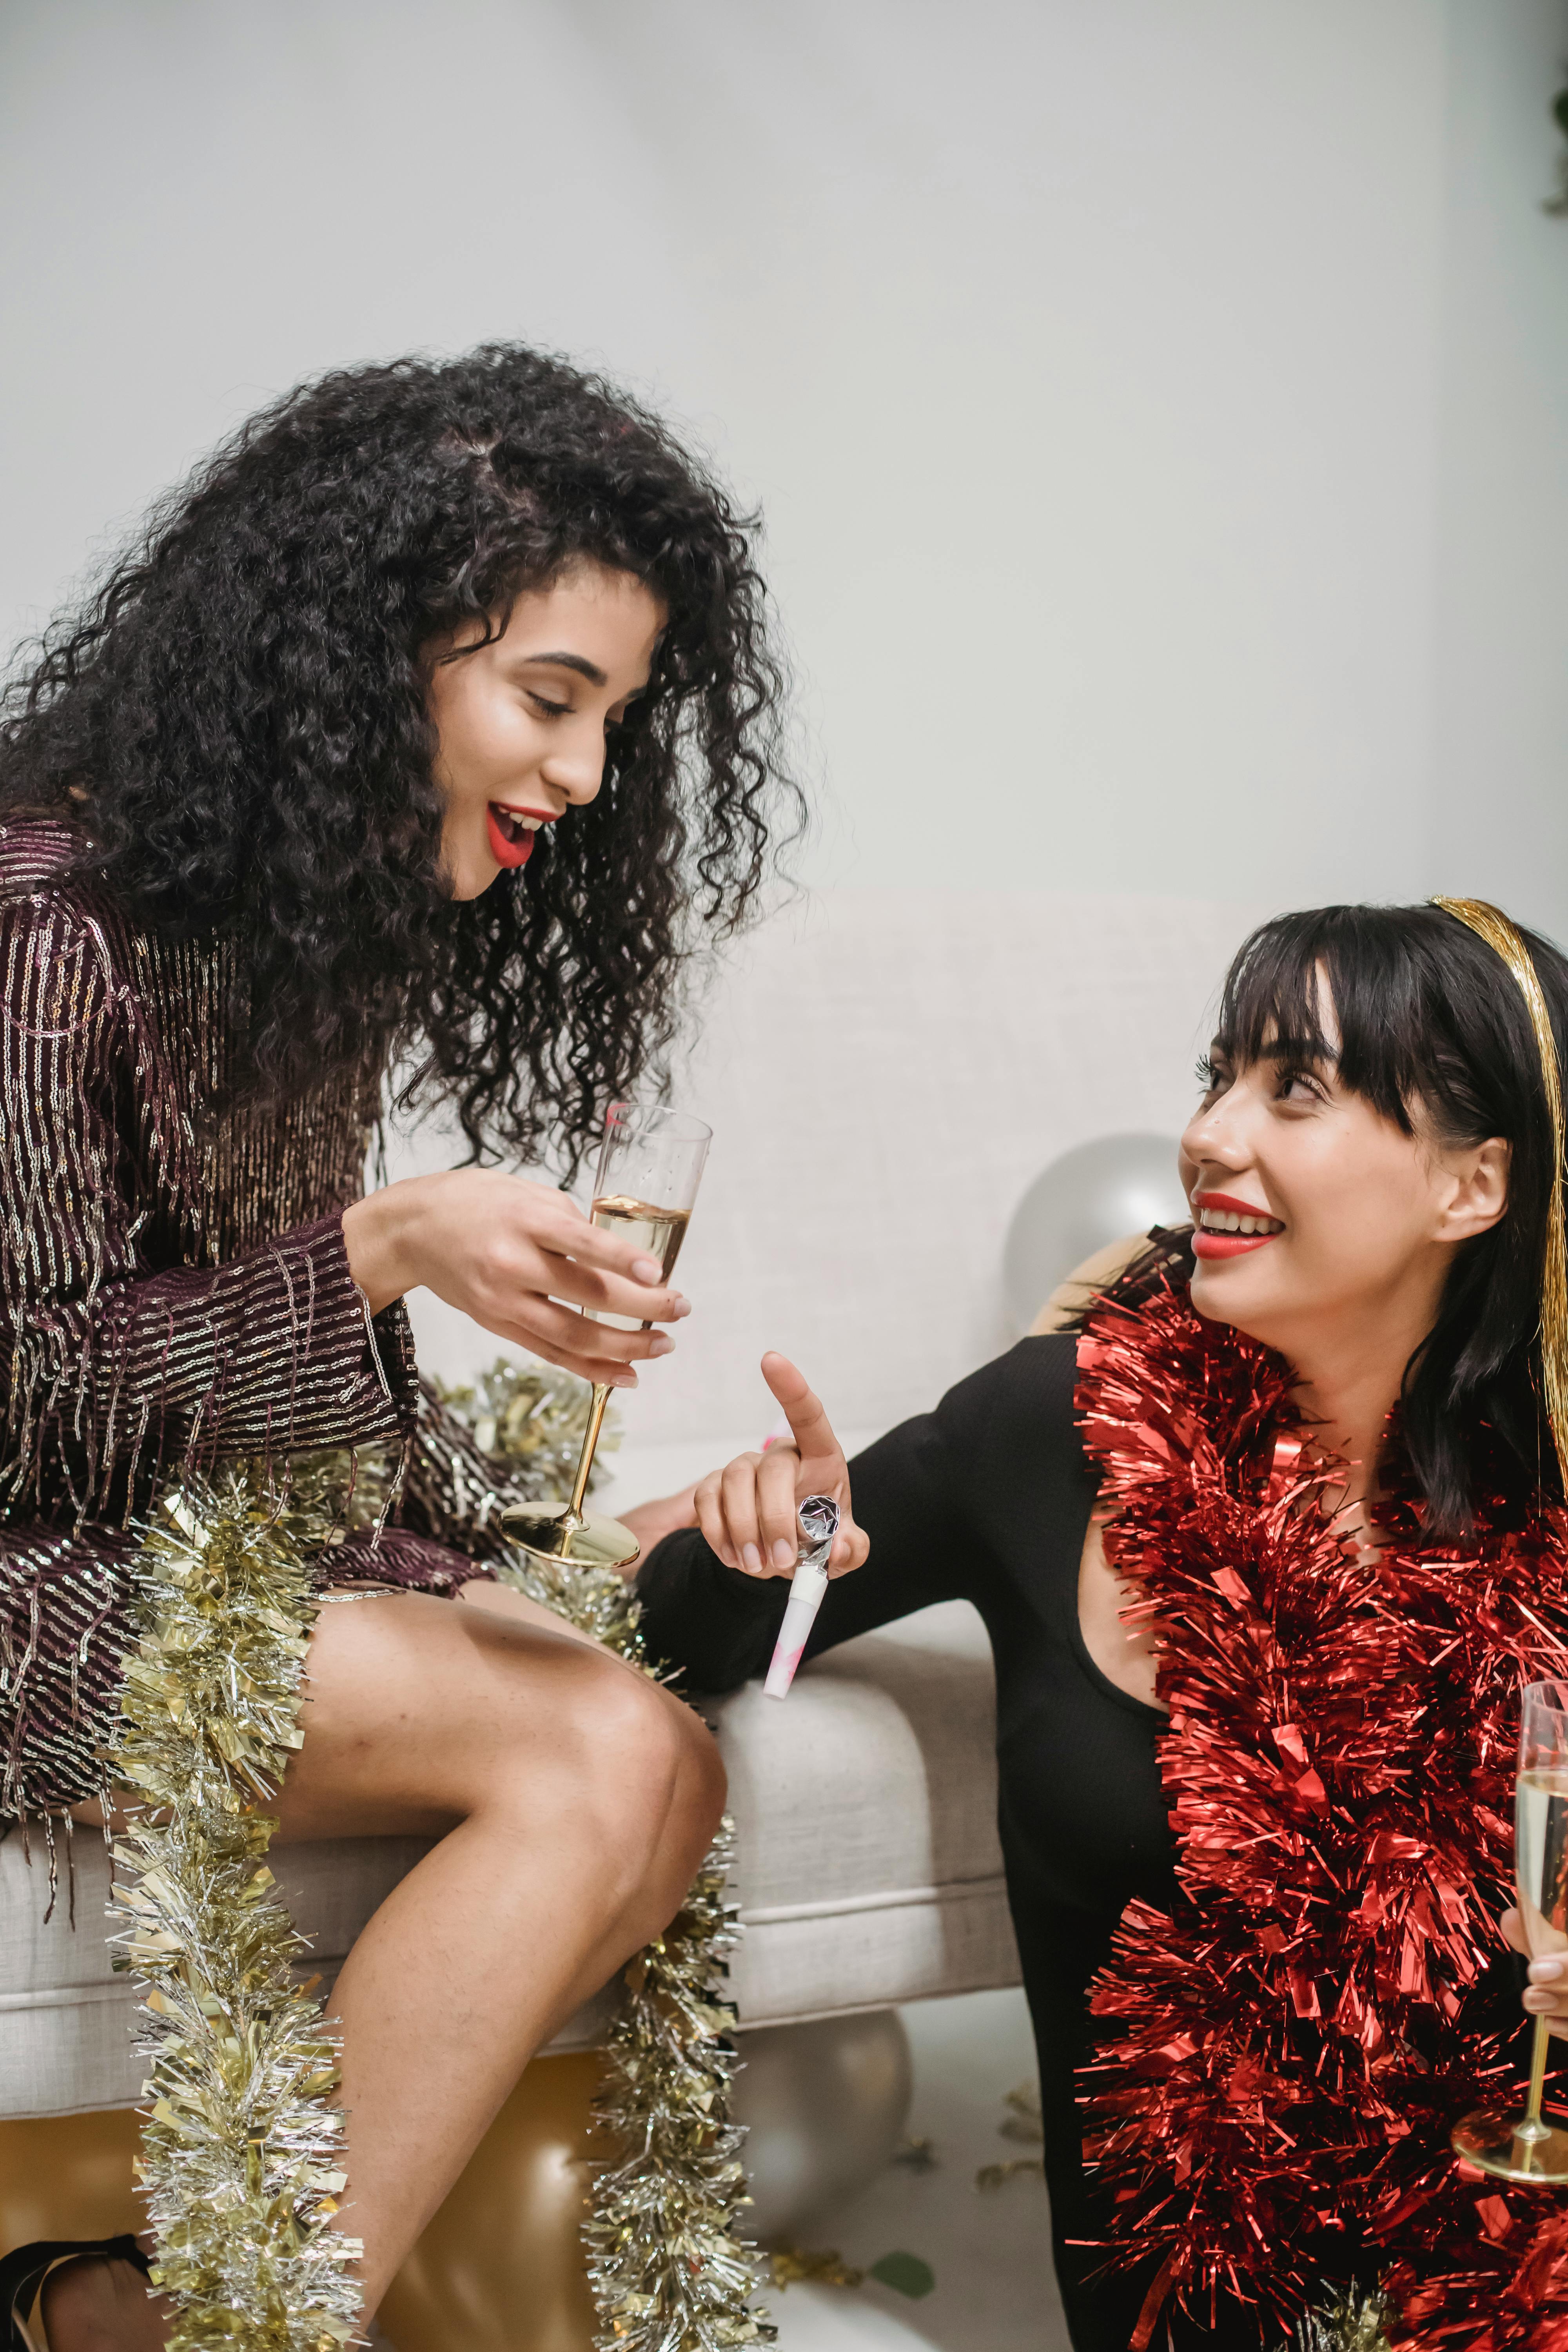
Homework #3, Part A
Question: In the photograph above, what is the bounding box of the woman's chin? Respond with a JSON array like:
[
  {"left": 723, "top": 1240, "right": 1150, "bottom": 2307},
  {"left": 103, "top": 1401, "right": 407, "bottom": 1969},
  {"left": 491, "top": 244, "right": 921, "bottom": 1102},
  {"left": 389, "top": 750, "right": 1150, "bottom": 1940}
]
[
  {"left": 1188, "top": 1254, "right": 1280, "bottom": 1336},
  {"left": 443, "top": 850, "right": 501, "bottom": 901}
]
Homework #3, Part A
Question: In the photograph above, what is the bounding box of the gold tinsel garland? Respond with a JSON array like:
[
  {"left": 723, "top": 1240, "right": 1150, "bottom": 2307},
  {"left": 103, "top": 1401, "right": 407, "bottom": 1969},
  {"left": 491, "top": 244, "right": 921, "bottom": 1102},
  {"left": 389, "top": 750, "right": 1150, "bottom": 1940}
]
[
  {"left": 577, "top": 1813, "right": 772, "bottom": 2350},
  {"left": 439, "top": 1356, "right": 621, "bottom": 1501},
  {"left": 110, "top": 1472, "right": 361, "bottom": 2352},
  {"left": 1291, "top": 2290, "right": 1393, "bottom": 2352},
  {"left": 108, "top": 1363, "right": 768, "bottom": 2350},
  {"left": 456, "top": 1363, "right": 775, "bottom": 2352}
]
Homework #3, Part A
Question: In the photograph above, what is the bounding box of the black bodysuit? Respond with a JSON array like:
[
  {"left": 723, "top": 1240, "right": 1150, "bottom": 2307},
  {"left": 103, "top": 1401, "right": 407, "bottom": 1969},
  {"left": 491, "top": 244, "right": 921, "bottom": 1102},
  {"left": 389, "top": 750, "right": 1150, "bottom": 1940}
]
[
  {"left": 639, "top": 1328, "right": 1530, "bottom": 2347},
  {"left": 635, "top": 1331, "right": 1183, "bottom": 2350}
]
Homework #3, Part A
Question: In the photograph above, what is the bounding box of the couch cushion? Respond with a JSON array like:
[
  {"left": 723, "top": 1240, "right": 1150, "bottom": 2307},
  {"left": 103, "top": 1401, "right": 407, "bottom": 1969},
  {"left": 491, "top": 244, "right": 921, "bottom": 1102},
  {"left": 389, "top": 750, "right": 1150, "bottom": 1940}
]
[
  {"left": 708, "top": 1604, "right": 1018, "bottom": 2024},
  {"left": 0, "top": 1602, "right": 1018, "bottom": 2119}
]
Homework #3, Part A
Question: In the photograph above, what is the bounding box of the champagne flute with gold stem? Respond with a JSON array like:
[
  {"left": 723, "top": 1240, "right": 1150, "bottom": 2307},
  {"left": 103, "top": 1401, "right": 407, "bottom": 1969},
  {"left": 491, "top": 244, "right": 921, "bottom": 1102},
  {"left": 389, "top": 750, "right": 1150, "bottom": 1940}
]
[
  {"left": 1452, "top": 1678, "right": 1568, "bottom": 2181},
  {"left": 503, "top": 1103, "right": 710, "bottom": 1573}
]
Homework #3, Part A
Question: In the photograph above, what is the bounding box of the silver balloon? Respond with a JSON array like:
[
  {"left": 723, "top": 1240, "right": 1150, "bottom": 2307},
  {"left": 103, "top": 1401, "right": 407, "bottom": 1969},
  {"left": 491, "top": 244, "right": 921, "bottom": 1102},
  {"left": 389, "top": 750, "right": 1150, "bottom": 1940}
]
[
  {"left": 1003, "top": 1132, "right": 1187, "bottom": 1334},
  {"left": 730, "top": 2009, "right": 912, "bottom": 2241}
]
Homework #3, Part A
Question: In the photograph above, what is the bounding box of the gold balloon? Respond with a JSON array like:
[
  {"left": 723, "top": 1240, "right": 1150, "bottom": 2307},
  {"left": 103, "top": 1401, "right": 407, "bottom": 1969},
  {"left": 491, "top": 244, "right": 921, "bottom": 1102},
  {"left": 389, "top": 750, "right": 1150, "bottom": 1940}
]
[
  {"left": 377, "top": 2053, "right": 599, "bottom": 2352},
  {"left": 0, "top": 2053, "right": 600, "bottom": 2352},
  {"left": 0, "top": 2106, "right": 143, "bottom": 2248}
]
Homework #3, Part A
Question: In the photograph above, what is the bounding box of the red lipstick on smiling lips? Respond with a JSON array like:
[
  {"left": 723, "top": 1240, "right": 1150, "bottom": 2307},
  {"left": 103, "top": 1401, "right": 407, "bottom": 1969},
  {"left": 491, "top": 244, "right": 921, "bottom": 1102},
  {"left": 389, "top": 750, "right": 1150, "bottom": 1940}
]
[
  {"left": 486, "top": 803, "right": 554, "bottom": 871},
  {"left": 1191, "top": 1190, "right": 1286, "bottom": 1259}
]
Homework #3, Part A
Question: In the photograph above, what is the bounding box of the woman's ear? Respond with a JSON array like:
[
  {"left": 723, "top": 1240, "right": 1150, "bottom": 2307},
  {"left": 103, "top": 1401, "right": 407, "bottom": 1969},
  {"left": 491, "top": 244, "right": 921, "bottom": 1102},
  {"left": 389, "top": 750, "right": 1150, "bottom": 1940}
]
[{"left": 1440, "top": 1136, "right": 1510, "bottom": 1244}]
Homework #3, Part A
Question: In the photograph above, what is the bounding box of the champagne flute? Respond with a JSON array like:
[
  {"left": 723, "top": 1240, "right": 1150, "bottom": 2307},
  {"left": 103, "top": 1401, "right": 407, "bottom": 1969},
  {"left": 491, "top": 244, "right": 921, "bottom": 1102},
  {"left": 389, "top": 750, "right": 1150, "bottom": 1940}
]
[
  {"left": 502, "top": 1103, "right": 711, "bottom": 1574},
  {"left": 1452, "top": 1679, "right": 1568, "bottom": 2181}
]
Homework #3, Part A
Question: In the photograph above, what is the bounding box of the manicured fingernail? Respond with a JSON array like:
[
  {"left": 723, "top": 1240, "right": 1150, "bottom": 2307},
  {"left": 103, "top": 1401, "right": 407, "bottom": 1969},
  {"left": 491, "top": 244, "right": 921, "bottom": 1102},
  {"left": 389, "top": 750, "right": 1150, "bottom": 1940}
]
[
  {"left": 772, "top": 1537, "right": 795, "bottom": 1571},
  {"left": 671, "top": 1295, "right": 692, "bottom": 1319},
  {"left": 649, "top": 1334, "right": 673, "bottom": 1356},
  {"left": 1532, "top": 1958, "right": 1565, "bottom": 1982},
  {"left": 633, "top": 1255, "right": 662, "bottom": 1282},
  {"left": 741, "top": 1544, "right": 762, "bottom": 1575}
]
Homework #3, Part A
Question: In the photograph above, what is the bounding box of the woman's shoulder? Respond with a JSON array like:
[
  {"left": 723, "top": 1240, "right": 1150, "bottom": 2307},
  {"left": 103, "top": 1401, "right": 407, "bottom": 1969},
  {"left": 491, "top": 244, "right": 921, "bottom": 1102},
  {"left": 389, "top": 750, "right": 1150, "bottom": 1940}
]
[
  {"left": 0, "top": 816, "right": 99, "bottom": 917},
  {"left": 934, "top": 1234, "right": 1195, "bottom": 1455},
  {"left": 932, "top": 1328, "right": 1084, "bottom": 1469},
  {"left": 0, "top": 820, "right": 128, "bottom": 1033}
]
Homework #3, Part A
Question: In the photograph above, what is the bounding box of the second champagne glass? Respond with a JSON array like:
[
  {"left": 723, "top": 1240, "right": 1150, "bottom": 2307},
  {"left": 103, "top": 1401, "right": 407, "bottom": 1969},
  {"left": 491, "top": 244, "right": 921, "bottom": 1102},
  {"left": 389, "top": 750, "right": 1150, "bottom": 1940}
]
[
  {"left": 1452, "top": 1678, "right": 1568, "bottom": 2181},
  {"left": 503, "top": 1103, "right": 710, "bottom": 1573}
]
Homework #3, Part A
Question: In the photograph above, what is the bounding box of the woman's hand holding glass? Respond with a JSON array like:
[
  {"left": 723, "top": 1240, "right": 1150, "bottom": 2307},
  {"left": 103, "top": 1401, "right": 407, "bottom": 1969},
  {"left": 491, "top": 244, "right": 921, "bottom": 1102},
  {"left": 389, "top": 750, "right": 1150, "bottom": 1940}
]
[
  {"left": 341, "top": 1167, "right": 690, "bottom": 1387},
  {"left": 1504, "top": 1906, "right": 1568, "bottom": 2035},
  {"left": 692, "top": 1352, "right": 868, "bottom": 1579}
]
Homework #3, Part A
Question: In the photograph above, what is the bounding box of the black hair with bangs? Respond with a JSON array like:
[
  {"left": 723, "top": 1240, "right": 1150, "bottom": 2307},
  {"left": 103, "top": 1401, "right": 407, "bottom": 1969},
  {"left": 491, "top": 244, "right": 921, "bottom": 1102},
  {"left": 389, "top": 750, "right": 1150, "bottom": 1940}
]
[{"left": 1209, "top": 902, "right": 1568, "bottom": 1537}]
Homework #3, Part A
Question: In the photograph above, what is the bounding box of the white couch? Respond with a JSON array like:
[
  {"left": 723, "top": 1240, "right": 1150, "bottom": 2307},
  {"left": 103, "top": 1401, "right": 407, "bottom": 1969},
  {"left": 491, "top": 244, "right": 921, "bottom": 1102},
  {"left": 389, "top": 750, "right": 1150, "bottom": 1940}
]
[
  {"left": 0, "top": 1408, "right": 1021, "bottom": 2120},
  {"left": 3, "top": 884, "right": 1240, "bottom": 2127},
  {"left": 0, "top": 1586, "right": 1014, "bottom": 2120}
]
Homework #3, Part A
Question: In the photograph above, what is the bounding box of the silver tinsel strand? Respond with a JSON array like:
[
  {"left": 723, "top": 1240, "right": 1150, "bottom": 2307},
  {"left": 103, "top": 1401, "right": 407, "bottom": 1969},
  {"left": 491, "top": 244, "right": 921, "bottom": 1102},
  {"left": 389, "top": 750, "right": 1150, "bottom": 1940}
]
[
  {"left": 109, "top": 1470, "right": 362, "bottom": 2352},
  {"left": 106, "top": 1362, "right": 768, "bottom": 2352},
  {"left": 453, "top": 1361, "right": 775, "bottom": 2351},
  {"left": 1290, "top": 2289, "right": 1394, "bottom": 2352},
  {"left": 437, "top": 1356, "right": 621, "bottom": 1500},
  {"left": 577, "top": 1813, "right": 774, "bottom": 2350}
]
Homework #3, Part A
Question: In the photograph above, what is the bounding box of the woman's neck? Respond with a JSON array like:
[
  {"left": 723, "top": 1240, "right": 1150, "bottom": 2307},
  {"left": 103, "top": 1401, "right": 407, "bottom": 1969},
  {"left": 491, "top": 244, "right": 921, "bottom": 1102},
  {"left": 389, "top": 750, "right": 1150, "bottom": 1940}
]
[
  {"left": 1290, "top": 1364, "right": 1397, "bottom": 1516},
  {"left": 1273, "top": 1305, "right": 1435, "bottom": 1521}
]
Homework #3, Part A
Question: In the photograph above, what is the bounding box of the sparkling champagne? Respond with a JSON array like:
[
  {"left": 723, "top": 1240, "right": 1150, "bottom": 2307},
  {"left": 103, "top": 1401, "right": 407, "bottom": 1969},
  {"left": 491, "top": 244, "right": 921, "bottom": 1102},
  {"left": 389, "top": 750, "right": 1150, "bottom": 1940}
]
[
  {"left": 590, "top": 1193, "right": 690, "bottom": 1328},
  {"left": 1452, "top": 1686, "right": 1568, "bottom": 2183},
  {"left": 1517, "top": 1767, "right": 1568, "bottom": 1956}
]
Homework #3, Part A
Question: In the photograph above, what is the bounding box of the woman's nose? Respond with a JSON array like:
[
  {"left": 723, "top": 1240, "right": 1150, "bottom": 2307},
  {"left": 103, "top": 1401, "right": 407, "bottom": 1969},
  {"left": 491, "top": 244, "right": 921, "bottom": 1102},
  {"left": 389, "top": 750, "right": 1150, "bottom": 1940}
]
[
  {"left": 1182, "top": 1094, "right": 1250, "bottom": 1169},
  {"left": 541, "top": 728, "right": 606, "bottom": 807}
]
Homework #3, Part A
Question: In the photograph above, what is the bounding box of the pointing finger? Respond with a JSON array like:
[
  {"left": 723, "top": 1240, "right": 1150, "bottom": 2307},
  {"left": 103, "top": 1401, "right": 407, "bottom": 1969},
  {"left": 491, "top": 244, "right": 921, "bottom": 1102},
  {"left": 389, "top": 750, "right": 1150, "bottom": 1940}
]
[{"left": 760, "top": 1351, "right": 843, "bottom": 1466}]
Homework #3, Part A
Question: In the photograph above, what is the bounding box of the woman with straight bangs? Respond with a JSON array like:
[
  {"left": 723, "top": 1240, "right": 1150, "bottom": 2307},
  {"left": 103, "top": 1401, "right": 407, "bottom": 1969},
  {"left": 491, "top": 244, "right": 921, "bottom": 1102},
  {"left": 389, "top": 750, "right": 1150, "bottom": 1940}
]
[
  {"left": 630, "top": 900, "right": 1568, "bottom": 2349},
  {"left": 0, "top": 344, "right": 801, "bottom": 2348}
]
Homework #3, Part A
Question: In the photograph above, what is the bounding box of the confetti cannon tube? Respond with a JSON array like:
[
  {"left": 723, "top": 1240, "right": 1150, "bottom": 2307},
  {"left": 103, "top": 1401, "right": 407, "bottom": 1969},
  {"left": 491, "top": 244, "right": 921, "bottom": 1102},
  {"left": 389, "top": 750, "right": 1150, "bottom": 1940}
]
[{"left": 763, "top": 1494, "right": 840, "bottom": 1699}]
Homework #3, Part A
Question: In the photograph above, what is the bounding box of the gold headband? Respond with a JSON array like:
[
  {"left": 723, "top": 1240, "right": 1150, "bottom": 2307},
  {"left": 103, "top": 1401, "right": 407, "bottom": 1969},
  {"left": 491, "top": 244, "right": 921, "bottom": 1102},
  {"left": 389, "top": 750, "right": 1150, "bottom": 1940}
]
[{"left": 1432, "top": 895, "right": 1568, "bottom": 1491}]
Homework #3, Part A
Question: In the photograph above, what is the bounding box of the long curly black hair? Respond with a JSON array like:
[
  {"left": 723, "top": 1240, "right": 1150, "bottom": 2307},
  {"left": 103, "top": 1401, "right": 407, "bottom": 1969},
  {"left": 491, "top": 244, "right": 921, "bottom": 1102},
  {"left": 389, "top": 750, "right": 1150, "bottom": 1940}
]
[{"left": 0, "top": 345, "right": 803, "bottom": 1167}]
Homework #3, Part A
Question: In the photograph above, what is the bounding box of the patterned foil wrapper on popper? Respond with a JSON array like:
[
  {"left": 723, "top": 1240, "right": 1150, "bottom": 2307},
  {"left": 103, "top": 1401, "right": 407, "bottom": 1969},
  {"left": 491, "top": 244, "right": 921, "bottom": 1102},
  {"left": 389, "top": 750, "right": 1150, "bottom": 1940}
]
[{"left": 795, "top": 1492, "right": 840, "bottom": 1570}]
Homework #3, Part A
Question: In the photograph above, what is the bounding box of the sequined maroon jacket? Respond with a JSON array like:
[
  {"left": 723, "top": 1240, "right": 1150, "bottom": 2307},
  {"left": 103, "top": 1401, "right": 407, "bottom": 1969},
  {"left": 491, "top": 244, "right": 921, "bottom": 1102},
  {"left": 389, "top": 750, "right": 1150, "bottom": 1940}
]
[{"left": 0, "top": 822, "right": 520, "bottom": 1820}]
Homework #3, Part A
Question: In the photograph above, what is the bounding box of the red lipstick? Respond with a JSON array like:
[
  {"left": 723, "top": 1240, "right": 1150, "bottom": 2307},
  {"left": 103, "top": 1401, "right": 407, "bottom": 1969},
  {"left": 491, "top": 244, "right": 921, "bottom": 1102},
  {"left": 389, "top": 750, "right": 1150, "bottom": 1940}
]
[
  {"left": 1191, "top": 1190, "right": 1284, "bottom": 1261},
  {"left": 486, "top": 804, "right": 541, "bottom": 871}
]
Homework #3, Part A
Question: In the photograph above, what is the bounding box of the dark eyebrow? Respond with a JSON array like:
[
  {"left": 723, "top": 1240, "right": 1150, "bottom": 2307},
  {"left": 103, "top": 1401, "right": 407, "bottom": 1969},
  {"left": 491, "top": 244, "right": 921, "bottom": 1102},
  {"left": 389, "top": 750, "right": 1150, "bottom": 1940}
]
[
  {"left": 1210, "top": 1033, "right": 1339, "bottom": 1067},
  {"left": 1256, "top": 1034, "right": 1339, "bottom": 1067},
  {"left": 514, "top": 650, "right": 608, "bottom": 688}
]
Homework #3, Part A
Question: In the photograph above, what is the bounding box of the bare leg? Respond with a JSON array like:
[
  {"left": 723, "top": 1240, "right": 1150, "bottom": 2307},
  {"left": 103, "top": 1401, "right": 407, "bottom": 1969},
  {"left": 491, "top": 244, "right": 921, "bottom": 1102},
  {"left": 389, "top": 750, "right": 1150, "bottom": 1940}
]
[{"left": 53, "top": 1583, "right": 725, "bottom": 2347}]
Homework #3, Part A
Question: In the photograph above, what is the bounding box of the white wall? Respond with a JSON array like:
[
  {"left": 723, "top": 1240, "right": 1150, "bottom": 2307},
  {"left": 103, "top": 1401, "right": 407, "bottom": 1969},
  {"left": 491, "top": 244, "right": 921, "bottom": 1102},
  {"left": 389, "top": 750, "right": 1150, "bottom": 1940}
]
[
  {"left": 4, "top": 2, "right": 1567, "bottom": 1435},
  {"left": 392, "top": 888, "right": 1268, "bottom": 1444},
  {"left": 1428, "top": 0, "right": 1568, "bottom": 936},
  {"left": 5, "top": 2, "right": 1564, "bottom": 919}
]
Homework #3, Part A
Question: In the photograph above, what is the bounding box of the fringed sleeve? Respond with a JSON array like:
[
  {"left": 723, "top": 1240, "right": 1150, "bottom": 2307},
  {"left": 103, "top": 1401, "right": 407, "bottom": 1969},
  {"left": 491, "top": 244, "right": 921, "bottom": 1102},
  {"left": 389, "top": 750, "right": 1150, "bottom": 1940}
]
[
  {"left": 0, "top": 890, "right": 418, "bottom": 1524},
  {"left": 0, "top": 1521, "right": 136, "bottom": 1823}
]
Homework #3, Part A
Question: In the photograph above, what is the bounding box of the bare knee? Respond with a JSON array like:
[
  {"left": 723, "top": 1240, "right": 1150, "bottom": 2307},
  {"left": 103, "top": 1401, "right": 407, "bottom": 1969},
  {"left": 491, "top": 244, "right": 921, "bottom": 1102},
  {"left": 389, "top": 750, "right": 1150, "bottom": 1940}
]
[
  {"left": 529, "top": 1654, "right": 725, "bottom": 1906},
  {"left": 453, "top": 1582, "right": 723, "bottom": 1841},
  {"left": 570, "top": 1655, "right": 724, "bottom": 1830},
  {"left": 281, "top": 1592, "right": 723, "bottom": 1918}
]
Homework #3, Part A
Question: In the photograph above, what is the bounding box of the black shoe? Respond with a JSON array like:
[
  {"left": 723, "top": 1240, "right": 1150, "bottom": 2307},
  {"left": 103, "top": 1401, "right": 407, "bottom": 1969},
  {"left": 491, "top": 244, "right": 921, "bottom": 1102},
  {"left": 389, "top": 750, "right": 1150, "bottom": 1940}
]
[{"left": 0, "top": 2234, "right": 151, "bottom": 2351}]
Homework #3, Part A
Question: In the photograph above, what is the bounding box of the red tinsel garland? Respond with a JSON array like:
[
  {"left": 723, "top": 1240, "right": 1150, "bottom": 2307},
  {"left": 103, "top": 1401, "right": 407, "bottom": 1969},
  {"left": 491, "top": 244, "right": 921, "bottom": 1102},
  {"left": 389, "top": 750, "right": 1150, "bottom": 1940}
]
[{"left": 1076, "top": 1274, "right": 1568, "bottom": 2352}]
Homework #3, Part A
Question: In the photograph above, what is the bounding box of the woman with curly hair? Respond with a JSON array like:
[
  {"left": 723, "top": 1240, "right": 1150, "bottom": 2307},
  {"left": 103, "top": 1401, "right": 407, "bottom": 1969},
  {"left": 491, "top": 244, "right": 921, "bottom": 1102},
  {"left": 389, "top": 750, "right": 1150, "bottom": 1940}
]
[{"left": 0, "top": 344, "right": 800, "bottom": 2349}]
